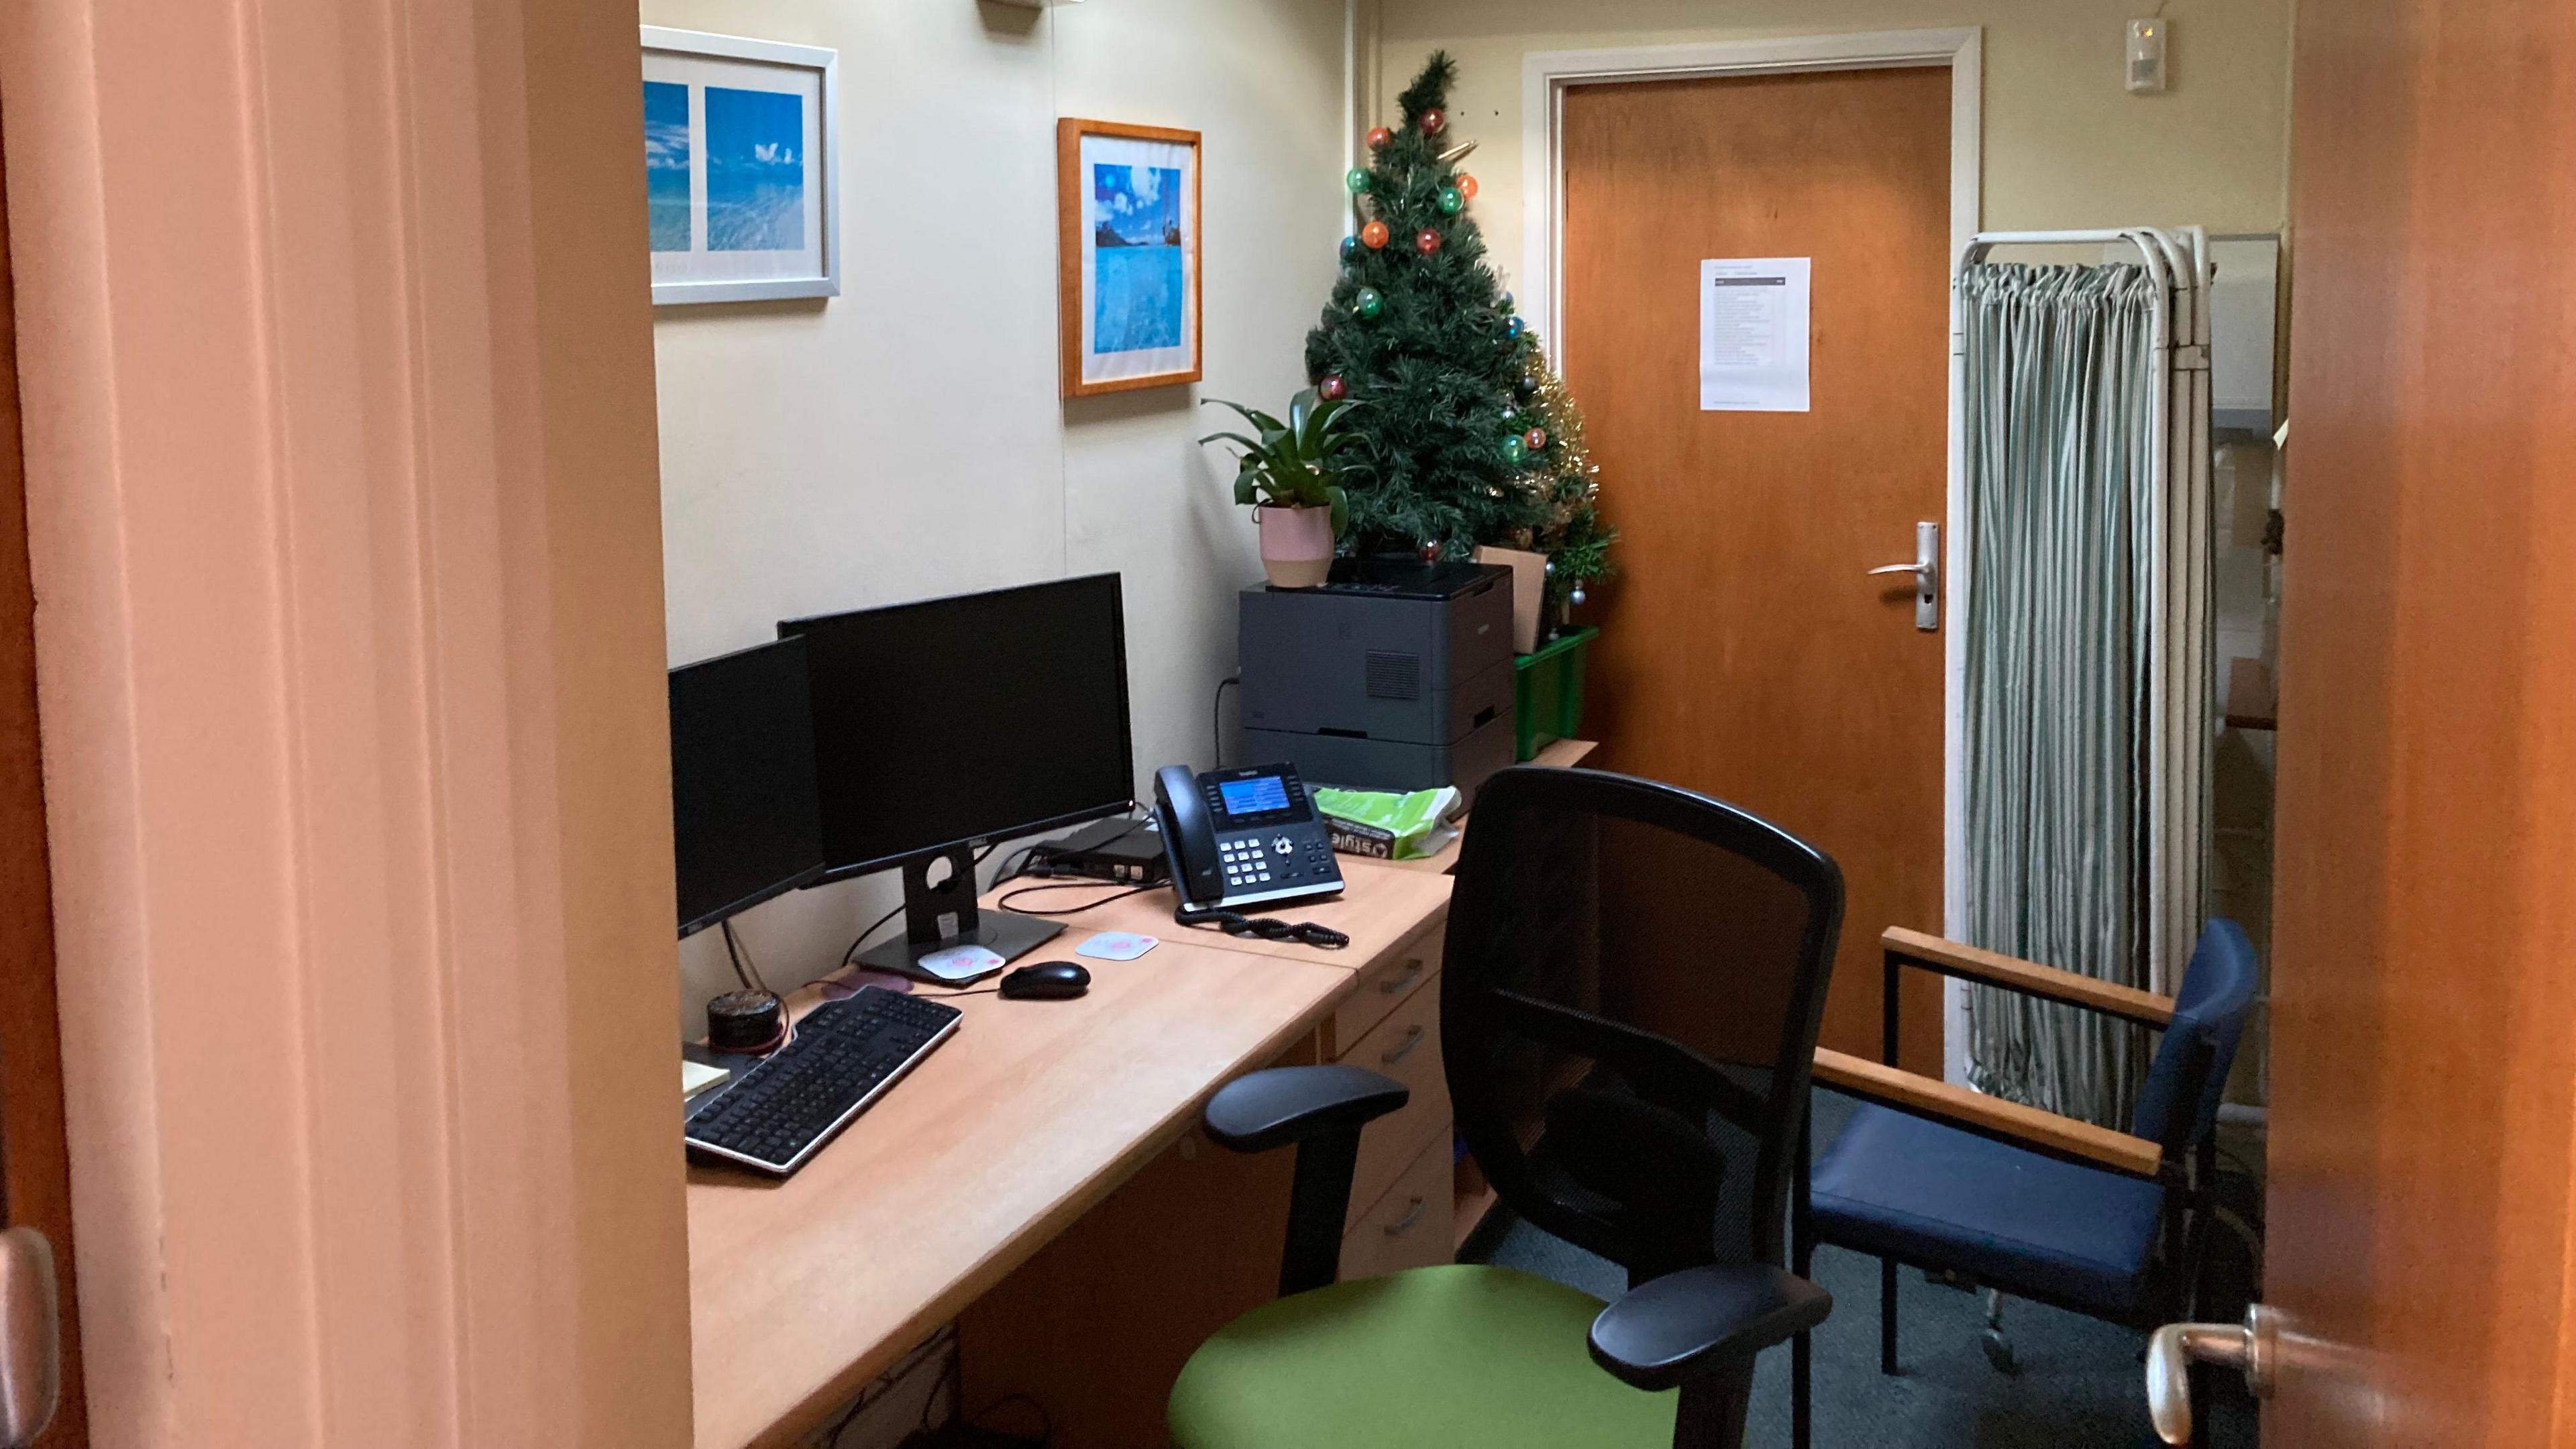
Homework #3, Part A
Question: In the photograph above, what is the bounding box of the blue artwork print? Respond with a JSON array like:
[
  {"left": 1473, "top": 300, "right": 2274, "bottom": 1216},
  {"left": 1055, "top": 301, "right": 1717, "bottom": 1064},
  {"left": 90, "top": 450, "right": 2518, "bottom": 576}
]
[
  {"left": 1091, "top": 162, "right": 1185, "bottom": 354},
  {"left": 643, "top": 81, "right": 692, "bottom": 253},
  {"left": 704, "top": 86, "right": 805, "bottom": 252}
]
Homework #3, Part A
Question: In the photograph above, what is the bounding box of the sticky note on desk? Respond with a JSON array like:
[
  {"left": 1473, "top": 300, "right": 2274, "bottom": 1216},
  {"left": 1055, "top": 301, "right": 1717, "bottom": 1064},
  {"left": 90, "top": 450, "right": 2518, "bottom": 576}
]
[
  {"left": 1077, "top": 932, "right": 1158, "bottom": 961},
  {"left": 682, "top": 1060, "right": 731, "bottom": 1099}
]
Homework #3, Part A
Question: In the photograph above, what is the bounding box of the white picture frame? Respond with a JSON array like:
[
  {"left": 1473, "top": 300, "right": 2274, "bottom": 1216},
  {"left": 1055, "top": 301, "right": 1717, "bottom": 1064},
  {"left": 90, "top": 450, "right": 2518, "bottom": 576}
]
[{"left": 641, "top": 27, "right": 841, "bottom": 305}]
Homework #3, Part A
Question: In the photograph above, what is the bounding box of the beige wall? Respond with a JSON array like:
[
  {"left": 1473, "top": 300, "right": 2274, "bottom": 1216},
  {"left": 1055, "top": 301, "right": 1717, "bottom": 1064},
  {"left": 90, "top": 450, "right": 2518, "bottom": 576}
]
[
  {"left": 1368, "top": 0, "right": 2297, "bottom": 291},
  {"left": 645, "top": 0, "right": 1347, "bottom": 1026}
]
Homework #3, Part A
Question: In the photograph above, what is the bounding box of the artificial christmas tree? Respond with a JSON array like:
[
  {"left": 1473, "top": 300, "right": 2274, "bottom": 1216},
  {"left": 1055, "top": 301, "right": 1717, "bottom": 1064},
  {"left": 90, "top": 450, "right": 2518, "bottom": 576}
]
[{"left": 1307, "top": 51, "right": 1613, "bottom": 623}]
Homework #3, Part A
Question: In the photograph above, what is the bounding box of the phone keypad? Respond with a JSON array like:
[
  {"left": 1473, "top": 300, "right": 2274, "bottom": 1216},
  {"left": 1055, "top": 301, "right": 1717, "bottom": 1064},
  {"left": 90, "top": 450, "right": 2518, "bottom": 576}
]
[{"left": 1218, "top": 837, "right": 1275, "bottom": 887}]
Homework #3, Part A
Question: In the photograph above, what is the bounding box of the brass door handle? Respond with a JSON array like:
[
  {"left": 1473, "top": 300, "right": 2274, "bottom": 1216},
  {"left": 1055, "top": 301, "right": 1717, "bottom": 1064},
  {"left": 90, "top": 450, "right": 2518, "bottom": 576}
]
[{"left": 2147, "top": 1304, "right": 2277, "bottom": 1445}]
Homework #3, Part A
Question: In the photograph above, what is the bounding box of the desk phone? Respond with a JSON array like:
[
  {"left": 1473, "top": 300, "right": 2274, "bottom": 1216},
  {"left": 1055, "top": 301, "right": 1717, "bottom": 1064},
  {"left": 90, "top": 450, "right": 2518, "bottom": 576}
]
[{"left": 1152, "top": 763, "right": 1344, "bottom": 911}]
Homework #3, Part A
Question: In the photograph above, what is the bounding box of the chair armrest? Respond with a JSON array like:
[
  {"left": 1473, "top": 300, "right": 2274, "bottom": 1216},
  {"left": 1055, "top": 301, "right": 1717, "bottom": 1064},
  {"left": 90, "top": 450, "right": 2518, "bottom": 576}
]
[
  {"left": 1202, "top": 1065, "right": 1407, "bottom": 1154},
  {"left": 1588, "top": 1265, "right": 1831, "bottom": 1391},
  {"left": 1882, "top": 927, "right": 2176, "bottom": 1028},
  {"left": 1811, "top": 1048, "right": 2165, "bottom": 1179}
]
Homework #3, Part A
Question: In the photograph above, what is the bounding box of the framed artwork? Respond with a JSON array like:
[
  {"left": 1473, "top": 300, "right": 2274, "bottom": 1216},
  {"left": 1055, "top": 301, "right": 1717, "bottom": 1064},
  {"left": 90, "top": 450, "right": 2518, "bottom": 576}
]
[
  {"left": 1057, "top": 119, "right": 1203, "bottom": 397},
  {"left": 641, "top": 27, "right": 841, "bottom": 305}
]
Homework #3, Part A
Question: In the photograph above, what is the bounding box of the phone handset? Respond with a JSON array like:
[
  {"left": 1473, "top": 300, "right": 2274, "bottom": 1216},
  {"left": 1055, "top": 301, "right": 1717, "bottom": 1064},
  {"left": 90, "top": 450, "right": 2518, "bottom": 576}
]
[{"left": 1153, "top": 764, "right": 1224, "bottom": 908}]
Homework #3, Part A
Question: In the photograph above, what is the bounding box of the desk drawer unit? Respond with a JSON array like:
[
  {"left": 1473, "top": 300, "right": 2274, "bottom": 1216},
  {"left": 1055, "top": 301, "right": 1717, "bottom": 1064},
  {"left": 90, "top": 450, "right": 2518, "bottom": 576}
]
[
  {"left": 1343, "top": 973, "right": 1449, "bottom": 1226},
  {"left": 1340, "top": 1132, "right": 1456, "bottom": 1281},
  {"left": 1326, "top": 920, "right": 1443, "bottom": 1057}
]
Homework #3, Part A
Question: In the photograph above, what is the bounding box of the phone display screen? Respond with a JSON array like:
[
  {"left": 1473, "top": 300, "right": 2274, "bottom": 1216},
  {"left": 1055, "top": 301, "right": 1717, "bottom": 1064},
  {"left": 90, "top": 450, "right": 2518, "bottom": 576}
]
[{"left": 1217, "top": 775, "right": 1290, "bottom": 817}]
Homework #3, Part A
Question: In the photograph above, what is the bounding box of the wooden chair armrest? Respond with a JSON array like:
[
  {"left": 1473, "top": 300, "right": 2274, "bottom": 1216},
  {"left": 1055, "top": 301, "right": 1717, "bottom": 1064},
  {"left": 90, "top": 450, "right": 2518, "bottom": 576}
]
[
  {"left": 1811, "top": 1048, "right": 2165, "bottom": 1180},
  {"left": 1881, "top": 926, "right": 2176, "bottom": 1028}
]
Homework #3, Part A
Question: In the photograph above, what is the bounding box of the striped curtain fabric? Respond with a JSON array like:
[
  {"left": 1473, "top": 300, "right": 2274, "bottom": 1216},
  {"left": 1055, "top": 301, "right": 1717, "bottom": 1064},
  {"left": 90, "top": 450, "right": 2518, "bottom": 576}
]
[{"left": 1959, "top": 263, "right": 2162, "bottom": 1129}]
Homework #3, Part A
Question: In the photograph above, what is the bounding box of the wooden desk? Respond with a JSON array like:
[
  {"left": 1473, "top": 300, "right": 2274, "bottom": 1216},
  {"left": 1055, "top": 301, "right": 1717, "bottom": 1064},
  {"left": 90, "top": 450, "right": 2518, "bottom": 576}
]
[
  {"left": 692, "top": 746, "right": 1599, "bottom": 1449},
  {"left": 984, "top": 857, "right": 1453, "bottom": 970},
  {"left": 685, "top": 938, "right": 1356, "bottom": 1449}
]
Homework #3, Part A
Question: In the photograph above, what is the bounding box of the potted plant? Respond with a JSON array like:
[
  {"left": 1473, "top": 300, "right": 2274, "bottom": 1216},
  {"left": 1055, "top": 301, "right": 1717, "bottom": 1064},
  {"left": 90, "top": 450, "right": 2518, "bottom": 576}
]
[{"left": 1201, "top": 387, "right": 1358, "bottom": 589}]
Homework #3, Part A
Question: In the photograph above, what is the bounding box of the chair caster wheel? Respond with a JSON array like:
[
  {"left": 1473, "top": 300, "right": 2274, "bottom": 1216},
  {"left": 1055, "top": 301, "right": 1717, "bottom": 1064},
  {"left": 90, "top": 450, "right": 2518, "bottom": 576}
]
[{"left": 1981, "top": 1328, "right": 2019, "bottom": 1375}]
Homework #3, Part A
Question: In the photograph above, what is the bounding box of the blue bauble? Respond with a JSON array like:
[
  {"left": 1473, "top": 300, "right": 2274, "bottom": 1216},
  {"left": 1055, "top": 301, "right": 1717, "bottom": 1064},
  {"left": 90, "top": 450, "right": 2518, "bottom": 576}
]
[
  {"left": 1340, "top": 235, "right": 1360, "bottom": 264},
  {"left": 1498, "top": 290, "right": 1516, "bottom": 313},
  {"left": 1505, "top": 315, "right": 1527, "bottom": 339}
]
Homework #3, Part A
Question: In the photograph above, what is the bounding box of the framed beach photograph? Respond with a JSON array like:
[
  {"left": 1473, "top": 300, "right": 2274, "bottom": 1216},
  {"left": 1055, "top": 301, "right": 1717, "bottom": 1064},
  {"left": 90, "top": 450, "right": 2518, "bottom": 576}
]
[
  {"left": 641, "top": 28, "right": 841, "bottom": 305},
  {"left": 1057, "top": 119, "right": 1202, "bottom": 397}
]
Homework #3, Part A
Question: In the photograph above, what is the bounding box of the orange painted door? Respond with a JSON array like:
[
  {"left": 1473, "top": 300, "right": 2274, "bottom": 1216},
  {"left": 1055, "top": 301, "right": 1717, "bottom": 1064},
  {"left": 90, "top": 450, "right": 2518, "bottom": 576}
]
[
  {"left": 2251, "top": 1, "right": 2576, "bottom": 1441},
  {"left": 1560, "top": 68, "right": 1951, "bottom": 1069}
]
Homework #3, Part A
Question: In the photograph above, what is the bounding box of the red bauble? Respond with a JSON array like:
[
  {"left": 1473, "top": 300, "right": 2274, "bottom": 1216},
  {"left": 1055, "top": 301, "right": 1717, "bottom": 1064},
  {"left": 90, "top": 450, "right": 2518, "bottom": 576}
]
[
  {"left": 1319, "top": 374, "right": 1348, "bottom": 400},
  {"left": 1366, "top": 125, "right": 1393, "bottom": 150},
  {"left": 1421, "top": 107, "right": 1447, "bottom": 136},
  {"left": 1418, "top": 542, "right": 1443, "bottom": 562},
  {"left": 1524, "top": 427, "right": 1549, "bottom": 451},
  {"left": 1360, "top": 219, "right": 1391, "bottom": 250},
  {"left": 1415, "top": 228, "right": 1444, "bottom": 256},
  {"left": 1457, "top": 173, "right": 1480, "bottom": 201}
]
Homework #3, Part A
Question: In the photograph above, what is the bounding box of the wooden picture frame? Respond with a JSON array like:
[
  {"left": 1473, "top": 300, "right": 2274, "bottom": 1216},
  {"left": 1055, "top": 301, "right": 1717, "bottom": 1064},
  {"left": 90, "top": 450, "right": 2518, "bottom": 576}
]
[{"left": 1057, "top": 119, "right": 1203, "bottom": 397}]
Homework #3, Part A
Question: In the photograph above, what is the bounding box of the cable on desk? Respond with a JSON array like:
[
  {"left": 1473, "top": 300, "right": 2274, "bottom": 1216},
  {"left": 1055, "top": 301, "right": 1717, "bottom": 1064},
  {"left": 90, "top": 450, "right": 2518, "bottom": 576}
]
[{"left": 993, "top": 880, "right": 1160, "bottom": 917}]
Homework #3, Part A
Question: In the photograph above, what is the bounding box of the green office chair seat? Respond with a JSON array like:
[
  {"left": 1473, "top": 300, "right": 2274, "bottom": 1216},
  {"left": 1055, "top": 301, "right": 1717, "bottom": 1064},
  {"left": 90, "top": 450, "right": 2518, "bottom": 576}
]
[
  {"left": 1169, "top": 1264, "right": 1675, "bottom": 1449},
  {"left": 1171, "top": 770, "right": 1847, "bottom": 1449}
]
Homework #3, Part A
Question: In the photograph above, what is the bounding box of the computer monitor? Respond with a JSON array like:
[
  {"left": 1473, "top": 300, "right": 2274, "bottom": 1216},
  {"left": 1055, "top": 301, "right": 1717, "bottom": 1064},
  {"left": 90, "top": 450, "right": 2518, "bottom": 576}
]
[
  {"left": 669, "top": 637, "right": 827, "bottom": 938},
  {"left": 780, "top": 573, "right": 1135, "bottom": 975}
]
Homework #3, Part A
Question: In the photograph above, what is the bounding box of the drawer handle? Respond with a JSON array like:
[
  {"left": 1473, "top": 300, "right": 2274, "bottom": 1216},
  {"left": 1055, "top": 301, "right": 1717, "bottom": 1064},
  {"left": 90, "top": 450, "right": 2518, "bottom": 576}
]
[
  {"left": 1384, "top": 1197, "right": 1428, "bottom": 1236},
  {"left": 1379, "top": 959, "right": 1426, "bottom": 995},
  {"left": 1381, "top": 1025, "right": 1427, "bottom": 1066}
]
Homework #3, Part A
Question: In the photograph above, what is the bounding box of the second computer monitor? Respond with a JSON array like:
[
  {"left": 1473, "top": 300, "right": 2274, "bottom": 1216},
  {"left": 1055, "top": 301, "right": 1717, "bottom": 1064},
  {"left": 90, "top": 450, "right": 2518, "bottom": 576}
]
[{"left": 781, "top": 573, "right": 1136, "bottom": 883}]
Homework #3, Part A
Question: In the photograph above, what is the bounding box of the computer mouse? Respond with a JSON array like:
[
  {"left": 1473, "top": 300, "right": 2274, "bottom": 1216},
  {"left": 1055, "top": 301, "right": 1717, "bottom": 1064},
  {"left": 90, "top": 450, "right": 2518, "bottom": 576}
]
[{"left": 999, "top": 961, "right": 1091, "bottom": 1000}]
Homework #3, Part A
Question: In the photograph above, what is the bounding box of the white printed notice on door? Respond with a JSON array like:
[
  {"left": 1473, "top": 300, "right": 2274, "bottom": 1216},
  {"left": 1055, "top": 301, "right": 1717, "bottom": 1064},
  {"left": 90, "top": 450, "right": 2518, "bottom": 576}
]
[{"left": 1699, "top": 258, "right": 1811, "bottom": 412}]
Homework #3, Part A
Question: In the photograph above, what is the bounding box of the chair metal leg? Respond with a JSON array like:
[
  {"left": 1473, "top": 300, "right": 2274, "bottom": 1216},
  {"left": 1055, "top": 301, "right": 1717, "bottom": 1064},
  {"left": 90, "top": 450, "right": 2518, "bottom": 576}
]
[
  {"left": 1792, "top": 1108, "right": 1814, "bottom": 1449},
  {"left": 1880, "top": 1258, "right": 1898, "bottom": 1375},
  {"left": 1979, "top": 1288, "right": 2019, "bottom": 1375}
]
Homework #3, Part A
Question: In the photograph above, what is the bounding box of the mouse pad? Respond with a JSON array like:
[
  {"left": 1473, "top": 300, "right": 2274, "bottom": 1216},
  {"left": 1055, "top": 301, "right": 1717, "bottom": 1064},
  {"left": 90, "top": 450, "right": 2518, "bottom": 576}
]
[
  {"left": 916, "top": 945, "right": 1005, "bottom": 982},
  {"left": 1076, "top": 932, "right": 1158, "bottom": 962}
]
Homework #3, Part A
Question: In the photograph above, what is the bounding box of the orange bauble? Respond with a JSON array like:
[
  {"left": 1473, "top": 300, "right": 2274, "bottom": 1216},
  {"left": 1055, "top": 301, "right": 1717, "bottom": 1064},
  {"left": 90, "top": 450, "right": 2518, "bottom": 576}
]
[
  {"left": 1457, "top": 173, "right": 1481, "bottom": 201},
  {"left": 1360, "top": 219, "right": 1391, "bottom": 250}
]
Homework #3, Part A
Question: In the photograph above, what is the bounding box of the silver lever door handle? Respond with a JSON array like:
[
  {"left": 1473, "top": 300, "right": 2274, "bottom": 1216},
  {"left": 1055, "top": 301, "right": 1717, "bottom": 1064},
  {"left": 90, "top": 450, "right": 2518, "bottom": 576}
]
[
  {"left": 0, "top": 1228, "right": 58, "bottom": 1449},
  {"left": 2147, "top": 1304, "right": 2276, "bottom": 1445},
  {"left": 1868, "top": 521, "right": 1940, "bottom": 631}
]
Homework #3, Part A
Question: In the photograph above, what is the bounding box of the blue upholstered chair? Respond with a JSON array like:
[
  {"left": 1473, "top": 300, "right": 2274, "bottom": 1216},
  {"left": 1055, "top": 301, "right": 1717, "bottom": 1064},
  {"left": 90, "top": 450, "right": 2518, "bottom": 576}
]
[{"left": 1792, "top": 919, "right": 2258, "bottom": 1448}]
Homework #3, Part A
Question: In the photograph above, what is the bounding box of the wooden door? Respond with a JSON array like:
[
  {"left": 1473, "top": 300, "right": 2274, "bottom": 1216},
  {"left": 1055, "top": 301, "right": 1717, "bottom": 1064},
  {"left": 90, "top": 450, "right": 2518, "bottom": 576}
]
[
  {"left": 2256, "top": 2, "right": 2576, "bottom": 1440},
  {"left": 0, "top": 119, "right": 85, "bottom": 1448},
  {"left": 1561, "top": 68, "right": 1951, "bottom": 1069}
]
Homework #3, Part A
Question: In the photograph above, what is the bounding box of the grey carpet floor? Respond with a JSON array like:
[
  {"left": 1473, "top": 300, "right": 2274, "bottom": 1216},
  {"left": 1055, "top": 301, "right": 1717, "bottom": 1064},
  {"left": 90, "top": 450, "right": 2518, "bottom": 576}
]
[{"left": 1466, "top": 1094, "right": 2260, "bottom": 1448}]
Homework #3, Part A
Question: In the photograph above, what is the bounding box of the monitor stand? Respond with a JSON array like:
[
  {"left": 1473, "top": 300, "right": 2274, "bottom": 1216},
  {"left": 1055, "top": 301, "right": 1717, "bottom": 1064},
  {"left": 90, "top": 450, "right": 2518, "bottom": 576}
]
[{"left": 850, "top": 841, "right": 1062, "bottom": 981}]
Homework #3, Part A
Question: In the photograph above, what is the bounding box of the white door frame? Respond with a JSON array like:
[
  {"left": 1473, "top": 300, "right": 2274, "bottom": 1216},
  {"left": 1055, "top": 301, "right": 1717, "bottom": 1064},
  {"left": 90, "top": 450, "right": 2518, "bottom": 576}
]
[{"left": 1520, "top": 29, "right": 1983, "bottom": 1081}]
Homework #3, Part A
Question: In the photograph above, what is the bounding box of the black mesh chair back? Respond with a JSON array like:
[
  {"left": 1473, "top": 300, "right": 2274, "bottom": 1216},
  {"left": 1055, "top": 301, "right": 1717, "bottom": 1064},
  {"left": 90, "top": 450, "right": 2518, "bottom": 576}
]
[{"left": 1444, "top": 766, "right": 1845, "bottom": 1287}]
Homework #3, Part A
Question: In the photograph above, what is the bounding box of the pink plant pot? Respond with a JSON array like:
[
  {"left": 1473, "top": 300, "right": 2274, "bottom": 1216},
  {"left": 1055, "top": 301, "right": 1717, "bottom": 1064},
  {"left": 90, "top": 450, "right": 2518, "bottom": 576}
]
[{"left": 1256, "top": 503, "right": 1335, "bottom": 588}]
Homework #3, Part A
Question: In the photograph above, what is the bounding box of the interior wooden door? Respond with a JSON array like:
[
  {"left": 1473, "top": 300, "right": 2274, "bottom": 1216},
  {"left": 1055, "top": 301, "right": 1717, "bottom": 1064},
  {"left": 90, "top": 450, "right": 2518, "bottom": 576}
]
[
  {"left": 2254, "top": 2, "right": 2576, "bottom": 1440},
  {"left": 0, "top": 116, "right": 85, "bottom": 1448},
  {"left": 1561, "top": 68, "right": 1951, "bottom": 1069}
]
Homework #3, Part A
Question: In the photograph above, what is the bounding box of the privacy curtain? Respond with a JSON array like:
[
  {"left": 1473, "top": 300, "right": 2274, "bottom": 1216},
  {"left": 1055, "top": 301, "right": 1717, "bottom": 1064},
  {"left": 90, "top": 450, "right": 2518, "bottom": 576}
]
[{"left": 1959, "top": 263, "right": 2162, "bottom": 1128}]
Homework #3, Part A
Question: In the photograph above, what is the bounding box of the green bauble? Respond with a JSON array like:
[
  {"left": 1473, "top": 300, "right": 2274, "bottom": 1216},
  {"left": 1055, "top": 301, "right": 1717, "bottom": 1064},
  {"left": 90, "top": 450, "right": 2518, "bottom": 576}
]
[
  {"left": 1354, "top": 287, "right": 1385, "bottom": 319},
  {"left": 1345, "top": 167, "right": 1372, "bottom": 195},
  {"left": 1438, "top": 186, "right": 1465, "bottom": 215},
  {"left": 1501, "top": 435, "right": 1527, "bottom": 465}
]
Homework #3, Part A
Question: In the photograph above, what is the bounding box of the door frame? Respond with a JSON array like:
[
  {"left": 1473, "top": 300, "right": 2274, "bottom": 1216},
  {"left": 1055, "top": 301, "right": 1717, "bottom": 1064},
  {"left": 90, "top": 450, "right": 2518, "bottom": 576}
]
[{"left": 1520, "top": 28, "right": 1984, "bottom": 1079}]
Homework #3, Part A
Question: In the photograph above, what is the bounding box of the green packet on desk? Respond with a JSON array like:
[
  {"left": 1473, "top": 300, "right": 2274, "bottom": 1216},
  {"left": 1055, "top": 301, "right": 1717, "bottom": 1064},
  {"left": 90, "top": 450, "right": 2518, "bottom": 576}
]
[{"left": 1313, "top": 786, "right": 1462, "bottom": 861}]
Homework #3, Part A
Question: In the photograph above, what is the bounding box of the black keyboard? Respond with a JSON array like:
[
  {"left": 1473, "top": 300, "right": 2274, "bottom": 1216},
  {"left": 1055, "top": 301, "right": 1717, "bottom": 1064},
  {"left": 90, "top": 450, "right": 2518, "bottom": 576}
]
[{"left": 684, "top": 987, "right": 963, "bottom": 1175}]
